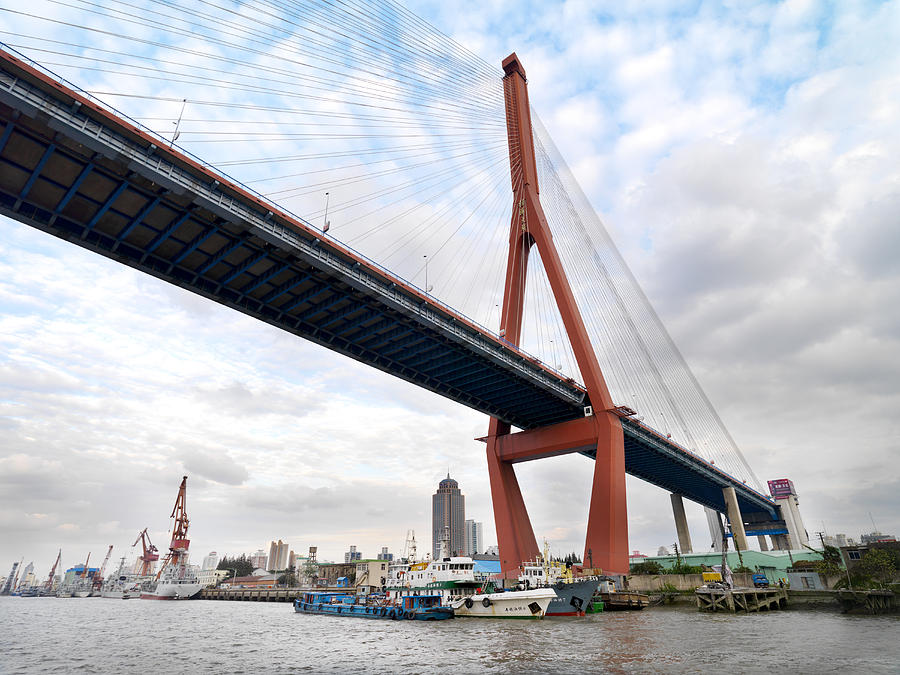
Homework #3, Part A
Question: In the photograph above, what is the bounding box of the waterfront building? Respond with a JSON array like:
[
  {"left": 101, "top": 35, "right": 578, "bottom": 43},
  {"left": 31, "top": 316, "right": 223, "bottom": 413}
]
[
  {"left": 355, "top": 559, "right": 390, "bottom": 589},
  {"left": 344, "top": 545, "right": 361, "bottom": 563},
  {"left": 268, "top": 540, "right": 289, "bottom": 571},
  {"left": 432, "top": 474, "right": 465, "bottom": 558},
  {"left": 376, "top": 547, "right": 394, "bottom": 561},
  {"left": 201, "top": 551, "right": 219, "bottom": 570},
  {"left": 250, "top": 549, "right": 268, "bottom": 570},
  {"left": 198, "top": 568, "right": 229, "bottom": 587},
  {"left": 62, "top": 565, "right": 99, "bottom": 585},
  {"left": 485, "top": 545, "right": 499, "bottom": 556},
  {"left": 860, "top": 531, "right": 897, "bottom": 545},
  {"left": 464, "top": 520, "right": 483, "bottom": 556}
]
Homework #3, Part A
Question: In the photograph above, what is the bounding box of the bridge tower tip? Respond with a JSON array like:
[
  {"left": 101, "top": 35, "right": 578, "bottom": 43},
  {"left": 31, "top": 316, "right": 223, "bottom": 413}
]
[{"left": 501, "top": 53, "right": 526, "bottom": 78}]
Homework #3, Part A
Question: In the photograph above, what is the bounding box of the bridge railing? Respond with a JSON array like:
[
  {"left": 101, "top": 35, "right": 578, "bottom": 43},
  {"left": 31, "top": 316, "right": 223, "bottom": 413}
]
[{"left": 0, "top": 42, "right": 582, "bottom": 391}]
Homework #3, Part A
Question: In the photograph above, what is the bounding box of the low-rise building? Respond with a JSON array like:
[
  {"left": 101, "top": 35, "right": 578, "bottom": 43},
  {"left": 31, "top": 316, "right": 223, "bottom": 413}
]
[
  {"left": 355, "top": 559, "right": 390, "bottom": 589},
  {"left": 198, "top": 568, "right": 229, "bottom": 588}
]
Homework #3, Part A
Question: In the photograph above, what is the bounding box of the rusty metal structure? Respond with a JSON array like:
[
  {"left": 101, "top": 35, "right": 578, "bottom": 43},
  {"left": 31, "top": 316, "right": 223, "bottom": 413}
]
[
  {"left": 156, "top": 475, "right": 191, "bottom": 580},
  {"left": 132, "top": 528, "right": 159, "bottom": 577}
]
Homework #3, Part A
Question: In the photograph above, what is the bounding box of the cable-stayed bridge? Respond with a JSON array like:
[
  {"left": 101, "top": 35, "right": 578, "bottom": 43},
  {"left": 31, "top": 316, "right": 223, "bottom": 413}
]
[{"left": 0, "top": 1, "right": 790, "bottom": 574}]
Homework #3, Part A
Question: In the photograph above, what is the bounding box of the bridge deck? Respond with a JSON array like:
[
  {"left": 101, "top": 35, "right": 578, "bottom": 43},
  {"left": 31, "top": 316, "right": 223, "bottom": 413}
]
[{"left": 0, "top": 48, "right": 776, "bottom": 522}]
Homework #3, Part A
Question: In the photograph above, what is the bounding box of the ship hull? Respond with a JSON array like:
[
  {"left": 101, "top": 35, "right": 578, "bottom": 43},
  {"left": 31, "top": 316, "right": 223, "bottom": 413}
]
[
  {"left": 140, "top": 582, "right": 202, "bottom": 600},
  {"left": 450, "top": 588, "right": 555, "bottom": 619},
  {"left": 545, "top": 579, "right": 599, "bottom": 616}
]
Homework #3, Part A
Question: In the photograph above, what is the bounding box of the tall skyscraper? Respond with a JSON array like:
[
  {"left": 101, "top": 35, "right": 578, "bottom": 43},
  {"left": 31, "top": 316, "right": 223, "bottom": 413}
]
[
  {"left": 464, "top": 520, "right": 483, "bottom": 556},
  {"left": 250, "top": 549, "right": 268, "bottom": 570},
  {"left": 344, "top": 545, "right": 361, "bottom": 563},
  {"left": 432, "top": 474, "right": 465, "bottom": 558},
  {"left": 268, "top": 540, "right": 289, "bottom": 571},
  {"left": 201, "top": 551, "right": 219, "bottom": 570}
]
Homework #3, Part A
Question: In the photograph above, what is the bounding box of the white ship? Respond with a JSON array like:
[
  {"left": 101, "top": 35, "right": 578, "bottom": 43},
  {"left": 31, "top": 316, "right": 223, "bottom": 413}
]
[
  {"left": 448, "top": 587, "right": 556, "bottom": 619},
  {"left": 101, "top": 558, "right": 145, "bottom": 599},
  {"left": 140, "top": 476, "right": 203, "bottom": 601}
]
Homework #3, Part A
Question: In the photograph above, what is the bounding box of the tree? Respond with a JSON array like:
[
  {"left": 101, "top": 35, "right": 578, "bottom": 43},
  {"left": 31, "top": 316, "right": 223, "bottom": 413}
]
[
  {"left": 858, "top": 548, "right": 897, "bottom": 587},
  {"left": 630, "top": 561, "right": 663, "bottom": 575},
  {"left": 217, "top": 554, "right": 253, "bottom": 579},
  {"left": 278, "top": 565, "right": 298, "bottom": 587}
]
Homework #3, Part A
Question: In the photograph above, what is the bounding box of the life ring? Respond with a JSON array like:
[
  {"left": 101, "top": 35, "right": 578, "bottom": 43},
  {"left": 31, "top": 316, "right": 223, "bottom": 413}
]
[
  {"left": 317, "top": 603, "right": 323, "bottom": 611},
  {"left": 464, "top": 598, "right": 474, "bottom": 609},
  {"left": 482, "top": 597, "right": 492, "bottom": 608},
  {"left": 389, "top": 609, "right": 397, "bottom": 619},
  {"left": 364, "top": 606, "right": 370, "bottom": 614},
  {"left": 380, "top": 607, "right": 387, "bottom": 617},
  {"left": 405, "top": 610, "right": 415, "bottom": 620}
]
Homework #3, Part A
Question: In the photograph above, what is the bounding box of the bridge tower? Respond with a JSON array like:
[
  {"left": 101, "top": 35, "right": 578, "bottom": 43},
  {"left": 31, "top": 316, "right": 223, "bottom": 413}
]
[{"left": 485, "top": 54, "right": 629, "bottom": 575}]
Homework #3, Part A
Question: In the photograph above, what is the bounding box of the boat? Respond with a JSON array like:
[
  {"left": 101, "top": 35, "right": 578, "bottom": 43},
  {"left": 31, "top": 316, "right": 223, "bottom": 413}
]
[
  {"left": 594, "top": 578, "right": 649, "bottom": 610},
  {"left": 448, "top": 587, "right": 556, "bottom": 619},
  {"left": 294, "top": 592, "right": 453, "bottom": 621},
  {"left": 101, "top": 557, "right": 145, "bottom": 599},
  {"left": 140, "top": 476, "right": 203, "bottom": 600},
  {"left": 518, "top": 543, "right": 600, "bottom": 616}
]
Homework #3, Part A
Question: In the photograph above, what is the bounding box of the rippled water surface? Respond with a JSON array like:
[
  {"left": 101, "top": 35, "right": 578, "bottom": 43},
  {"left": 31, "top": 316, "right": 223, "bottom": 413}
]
[{"left": 1, "top": 597, "right": 898, "bottom": 673}]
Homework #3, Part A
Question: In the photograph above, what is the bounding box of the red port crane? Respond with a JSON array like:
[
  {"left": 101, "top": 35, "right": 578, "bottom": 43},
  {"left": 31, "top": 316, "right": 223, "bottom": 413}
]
[
  {"left": 44, "top": 549, "right": 61, "bottom": 591},
  {"left": 133, "top": 528, "right": 159, "bottom": 576},
  {"left": 80, "top": 552, "right": 91, "bottom": 578},
  {"left": 94, "top": 545, "right": 113, "bottom": 590},
  {"left": 156, "top": 476, "right": 191, "bottom": 579}
]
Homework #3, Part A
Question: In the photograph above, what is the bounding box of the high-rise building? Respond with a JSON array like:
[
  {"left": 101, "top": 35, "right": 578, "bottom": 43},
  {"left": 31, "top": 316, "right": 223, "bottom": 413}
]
[
  {"left": 432, "top": 474, "right": 465, "bottom": 559},
  {"left": 344, "top": 545, "right": 361, "bottom": 563},
  {"left": 268, "top": 540, "right": 289, "bottom": 571},
  {"left": 201, "top": 551, "right": 219, "bottom": 570},
  {"left": 464, "top": 520, "right": 483, "bottom": 556},
  {"left": 250, "top": 549, "right": 268, "bottom": 570},
  {"left": 376, "top": 547, "right": 393, "bottom": 561}
]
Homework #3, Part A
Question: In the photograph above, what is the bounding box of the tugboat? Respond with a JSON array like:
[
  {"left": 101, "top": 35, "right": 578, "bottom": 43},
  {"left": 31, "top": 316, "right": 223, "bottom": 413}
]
[
  {"left": 140, "top": 476, "right": 202, "bottom": 600},
  {"left": 294, "top": 592, "right": 453, "bottom": 621},
  {"left": 518, "top": 542, "right": 599, "bottom": 616}
]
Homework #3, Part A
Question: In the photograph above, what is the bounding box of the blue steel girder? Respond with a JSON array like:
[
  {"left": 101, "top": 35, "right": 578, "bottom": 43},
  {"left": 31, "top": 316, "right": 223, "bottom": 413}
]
[
  {"left": 194, "top": 239, "right": 244, "bottom": 279},
  {"left": 169, "top": 225, "right": 219, "bottom": 267},
  {"left": 241, "top": 262, "right": 291, "bottom": 296},
  {"left": 52, "top": 161, "right": 93, "bottom": 218},
  {"left": 260, "top": 272, "right": 313, "bottom": 304},
  {"left": 277, "top": 282, "right": 332, "bottom": 316},
  {"left": 378, "top": 333, "right": 427, "bottom": 357},
  {"left": 412, "top": 350, "right": 469, "bottom": 373},
  {"left": 363, "top": 326, "right": 415, "bottom": 351},
  {"left": 141, "top": 210, "right": 193, "bottom": 262},
  {"left": 82, "top": 181, "right": 128, "bottom": 237},
  {"left": 112, "top": 195, "right": 162, "bottom": 252},
  {"left": 218, "top": 248, "right": 269, "bottom": 288},
  {"left": 318, "top": 301, "right": 366, "bottom": 330},
  {"left": 449, "top": 368, "right": 507, "bottom": 394},
  {"left": 333, "top": 310, "right": 384, "bottom": 338},
  {"left": 0, "top": 120, "right": 13, "bottom": 152},
  {"left": 293, "top": 292, "right": 346, "bottom": 323},
  {"left": 16, "top": 142, "right": 55, "bottom": 206},
  {"left": 399, "top": 342, "right": 449, "bottom": 368},
  {"left": 437, "top": 357, "right": 490, "bottom": 380}
]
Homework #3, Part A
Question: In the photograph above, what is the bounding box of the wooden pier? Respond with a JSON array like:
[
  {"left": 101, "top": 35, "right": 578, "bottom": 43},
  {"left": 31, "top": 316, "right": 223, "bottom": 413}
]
[
  {"left": 695, "top": 586, "right": 787, "bottom": 613},
  {"left": 836, "top": 589, "right": 897, "bottom": 615}
]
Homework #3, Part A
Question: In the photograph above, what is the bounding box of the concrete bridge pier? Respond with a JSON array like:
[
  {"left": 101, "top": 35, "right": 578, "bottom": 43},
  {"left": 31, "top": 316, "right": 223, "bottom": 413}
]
[
  {"left": 670, "top": 493, "right": 693, "bottom": 553},
  {"left": 757, "top": 535, "right": 769, "bottom": 551},
  {"left": 722, "top": 486, "right": 748, "bottom": 551},
  {"left": 705, "top": 507, "right": 724, "bottom": 551}
]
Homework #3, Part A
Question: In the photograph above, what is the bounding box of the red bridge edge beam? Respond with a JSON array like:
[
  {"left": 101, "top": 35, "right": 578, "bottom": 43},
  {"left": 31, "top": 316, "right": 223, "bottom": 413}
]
[{"left": 485, "top": 53, "right": 628, "bottom": 576}]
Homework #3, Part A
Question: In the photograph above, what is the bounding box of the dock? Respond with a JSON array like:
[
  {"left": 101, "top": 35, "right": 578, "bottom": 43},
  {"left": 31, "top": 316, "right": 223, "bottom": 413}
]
[
  {"left": 836, "top": 589, "right": 897, "bottom": 615},
  {"left": 597, "top": 591, "right": 649, "bottom": 610},
  {"left": 695, "top": 586, "right": 787, "bottom": 613},
  {"left": 200, "top": 588, "right": 305, "bottom": 602}
]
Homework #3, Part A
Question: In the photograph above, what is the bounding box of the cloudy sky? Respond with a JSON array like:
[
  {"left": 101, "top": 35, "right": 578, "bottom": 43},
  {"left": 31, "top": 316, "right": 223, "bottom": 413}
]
[{"left": 2, "top": 0, "right": 899, "bottom": 576}]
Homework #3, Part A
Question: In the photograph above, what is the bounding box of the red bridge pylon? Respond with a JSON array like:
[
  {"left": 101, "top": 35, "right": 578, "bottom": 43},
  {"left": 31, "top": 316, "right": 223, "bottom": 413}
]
[{"left": 485, "top": 54, "right": 628, "bottom": 575}]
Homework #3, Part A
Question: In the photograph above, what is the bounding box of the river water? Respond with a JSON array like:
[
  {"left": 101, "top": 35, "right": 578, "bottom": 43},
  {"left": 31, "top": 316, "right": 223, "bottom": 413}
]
[{"left": 1, "top": 597, "right": 897, "bottom": 673}]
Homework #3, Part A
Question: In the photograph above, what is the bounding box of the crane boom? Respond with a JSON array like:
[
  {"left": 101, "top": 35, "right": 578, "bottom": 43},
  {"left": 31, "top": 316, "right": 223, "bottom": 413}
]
[
  {"left": 95, "top": 545, "right": 114, "bottom": 589},
  {"left": 132, "top": 528, "right": 159, "bottom": 576},
  {"left": 156, "top": 476, "right": 191, "bottom": 580},
  {"left": 44, "top": 549, "right": 61, "bottom": 590}
]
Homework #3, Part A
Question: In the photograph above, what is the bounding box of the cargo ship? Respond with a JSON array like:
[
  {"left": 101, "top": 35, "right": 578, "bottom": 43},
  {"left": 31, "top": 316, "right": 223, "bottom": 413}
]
[{"left": 140, "top": 476, "right": 202, "bottom": 600}]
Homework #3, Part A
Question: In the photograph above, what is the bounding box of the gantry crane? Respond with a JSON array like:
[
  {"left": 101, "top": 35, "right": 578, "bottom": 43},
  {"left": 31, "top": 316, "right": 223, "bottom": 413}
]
[
  {"left": 94, "top": 545, "right": 113, "bottom": 590},
  {"left": 132, "top": 528, "right": 159, "bottom": 576},
  {"left": 44, "top": 549, "right": 61, "bottom": 591},
  {"left": 156, "top": 476, "right": 191, "bottom": 579}
]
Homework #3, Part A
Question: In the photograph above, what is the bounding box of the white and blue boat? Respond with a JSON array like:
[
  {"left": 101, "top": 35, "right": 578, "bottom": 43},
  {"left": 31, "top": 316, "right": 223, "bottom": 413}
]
[{"left": 293, "top": 591, "right": 454, "bottom": 621}]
